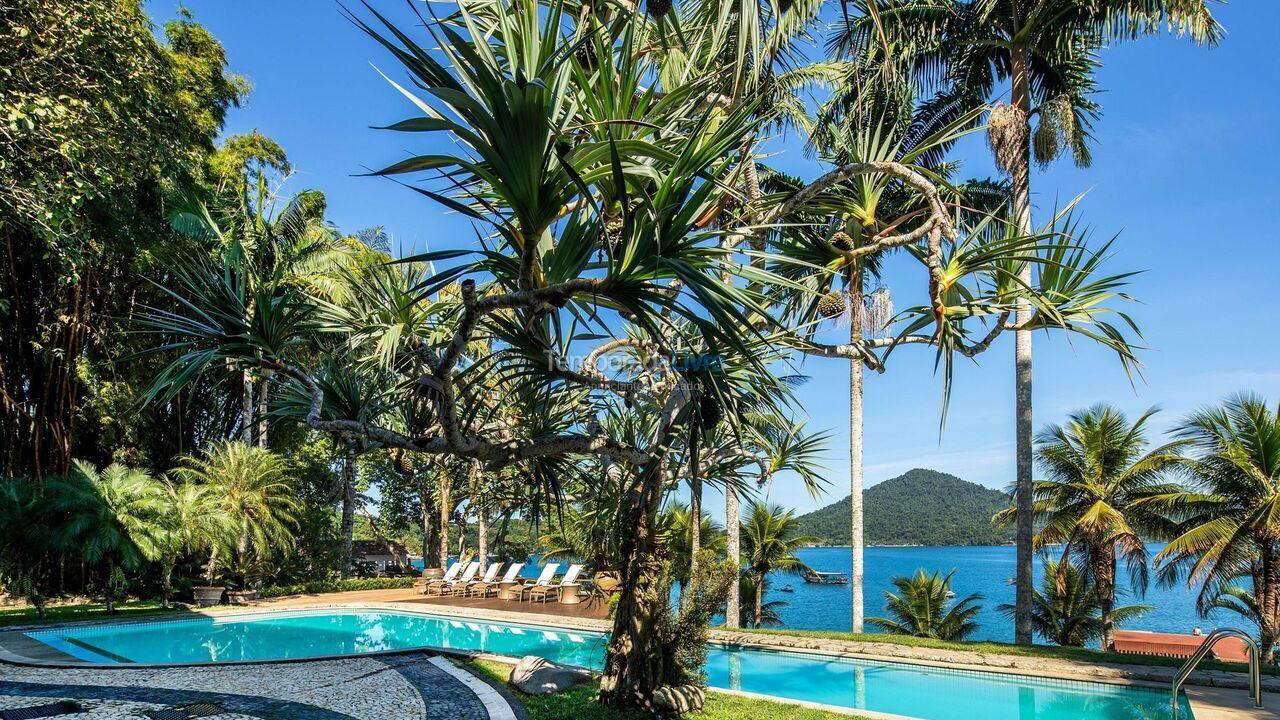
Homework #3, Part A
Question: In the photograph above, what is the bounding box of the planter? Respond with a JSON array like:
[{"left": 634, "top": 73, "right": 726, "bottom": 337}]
[
  {"left": 594, "top": 570, "right": 621, "bottom": 594},
  {"left": 227, "top": 590, "right": 258, "bottom": 605},
  {"left": 192, "top": 586, "right": 226, "bottom": 607},
  {"left": 422, "top": 567, "right": 444, "bottom": 580}
]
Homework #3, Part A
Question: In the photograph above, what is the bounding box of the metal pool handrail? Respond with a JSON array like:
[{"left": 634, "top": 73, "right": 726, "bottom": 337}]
[{"left": 1170, "top": 627, "right": 1261, "bottom": 712}]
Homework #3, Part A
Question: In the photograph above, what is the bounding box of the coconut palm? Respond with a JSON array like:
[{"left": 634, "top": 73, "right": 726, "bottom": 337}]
[
  {"left": 1206, "top": 584, "right": 1261, "bottom": 632},
  {"left": 50, "top": 461, "right": 166, "bottom": 613},
  {"left": 833, "top": 0, "right": 1221, "bottom": 643},
  {"left": 999, "top": 559, "right": 1151, "bottom": 648},
  {"left": 1155, "top": 394, "right": 1280, "bottom": 663},
  {"left": 994, "top": 405, "right": 1184, "bottom": 649},
  {"left": 660, "top": 501, "right": 726, "bottom": 595},
  {"left": 741, "top": 502, "right": 815, "bottom": 629},
  {"left": 868, "top": 569, "right": 983, "bottom": 641},
  {"left": 156, "top": 479, "right": 235, "bottom": 608},
  {"left": 172, "top": 441, "right": 300, "bottom": 588},
  {"left": 739, "top": 574, "right": 788, "bottom": 628}
]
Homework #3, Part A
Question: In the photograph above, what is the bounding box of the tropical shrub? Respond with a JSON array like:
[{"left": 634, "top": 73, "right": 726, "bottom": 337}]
[
  {"left": 999, "top": 559, "right": 1150, "bottom": 648},
  {"left": 259, "top": 577, "right": 418, "bottom": 599}
]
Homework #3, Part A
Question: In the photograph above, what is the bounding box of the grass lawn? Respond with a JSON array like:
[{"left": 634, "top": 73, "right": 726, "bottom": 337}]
[
  {"left": 469, "top": 659, "right": 863, "bottom": 720},
  {"left": 733, "top": 626, "right": 1275, "bottom": 676}
]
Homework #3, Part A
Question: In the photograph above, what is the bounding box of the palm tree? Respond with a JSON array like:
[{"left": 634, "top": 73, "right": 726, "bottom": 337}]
[
  {"left": 0, "top": 476, "right": 60, "bottom": 619},
  {"left": 51, "top": 461, "right": 166, "bottom": 613},
  {"left": 172, "top": 441, "right": 300, "bottom": 588},
  {"left": 661, "top": 502, "right": 726, "bottom": 596},
  {"left": 1206, "top": 584, "right": 1261, "bottom": 631},
  {"left": 739, "top": 574, "right": 789, "bottom": 628},
  {"left": 156, "top": 479, "right": 235, "bottom": 608},
  {"left": 1155, "top": 394, "right": 1280, "bottom": 663},
  {"left": 741, "top": 502, "right": 815, "bottom": 629},
  {"left": 999, "top": 558, "right": 1150, "bottom": 647},
  {"left": 834, "top": 0, "right": 1221, "bottom": 643},
  {"left": 868, "top": 569, "right": 983, "bottom": 641},
  {"left": 995, "top": 405, "right": 1184, "bottom": 649}
]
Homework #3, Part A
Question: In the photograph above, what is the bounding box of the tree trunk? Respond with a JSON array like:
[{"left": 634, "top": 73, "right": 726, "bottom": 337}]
[
  {"left": 241, "top": 370, "right": 254, "bottom": 444},
  {"left": 421, "top": 491, "right": 433, "bottom": 567},
  {"left": 725, "top": 485, "right": 741, "bottom": 629},
  {"left": 753, "top": 571, "right": 765, "bottom": 629},
  {"left": 438, "top": 474, "right": 452, "bottom": 571},
  {"left": 477, "top": 500, "right": 489, "bottom": 572},
  {"left": 599, "top": 467, "right": 669, "bottom": 709},
  {"left": 1092, "top": 544, "right": 1117, "bottom": 650},
  {"left": 1258, "top": 549, "right": 1278, "bottom": 665},
  {"left": 162, "top": 559, "right": 174, "bottom": 610},
  {"left": 105, "top": 557, "right": 116, "bottom": 614},
  {"left": 849, "top": 272, "right": 866, "bottom": 634},
  {"left": 1010, "top": 47, "right": 1036, "bottom": 647},
  {"left": 688, "top": 475, "right": 702, "bottom": 599},
  {"left": 340, "top": 446, "right": 356, "bottom": 579},
  {"left": 256, "top": 369, "right": 271, "bottom": 448}
]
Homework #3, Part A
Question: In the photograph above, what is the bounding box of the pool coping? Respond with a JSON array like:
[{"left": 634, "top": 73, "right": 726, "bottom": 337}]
[{"left": 2, "top": 601, "right": 1272, "bottom": 720}]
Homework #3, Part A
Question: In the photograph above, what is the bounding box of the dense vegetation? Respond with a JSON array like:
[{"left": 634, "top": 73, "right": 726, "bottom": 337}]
[{"left": 795, "top": 470, "right": 1014, "bottom": 547}]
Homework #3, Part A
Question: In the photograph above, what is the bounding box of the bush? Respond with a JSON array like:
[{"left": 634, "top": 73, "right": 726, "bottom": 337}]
[{"left": 258, "top": 577, "right": 418, "bottom": 598}]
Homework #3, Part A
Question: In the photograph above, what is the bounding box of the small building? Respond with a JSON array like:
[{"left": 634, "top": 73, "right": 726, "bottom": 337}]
[{"left": 351, "top": 540, "right": 410, "bottom": 572}]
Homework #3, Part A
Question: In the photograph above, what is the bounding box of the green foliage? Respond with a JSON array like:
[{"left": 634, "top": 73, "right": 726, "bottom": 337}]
[
  {"left": 663, "top": 551, "right": 737, "bottom": 686},
  {"left": 998, "top": 559, "right": 1151, "bottom": 647},
  {"left": 740, "top": 574, "right": 788, "bottom": 628},
  {"left": 867, "top": 569, "right": 983, "bottom": 641},
  {"left": 795, "top": 469, "right": 1013, "bottom": 546},
  {"left": 258, "top": 577, "right": 419, "bottom": 599}
]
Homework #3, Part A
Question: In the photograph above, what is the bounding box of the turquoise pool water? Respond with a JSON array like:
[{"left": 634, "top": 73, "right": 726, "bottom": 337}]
[{"left": 26, "top": 610, "right": 1192, "bottom": 720}]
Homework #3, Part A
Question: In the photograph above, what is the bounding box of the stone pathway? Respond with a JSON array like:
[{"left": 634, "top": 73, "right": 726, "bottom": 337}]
[{"left": 0, "top": 652, "right": 516, "bottom": 720}]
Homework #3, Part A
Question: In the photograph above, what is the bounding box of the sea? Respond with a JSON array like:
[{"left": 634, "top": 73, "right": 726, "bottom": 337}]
[
  {"left": 781, "top": 545, "right": 1232, "bottom": 642},
  {"left": 416, "top": 544, "right": 1240, "bottom": 642}
]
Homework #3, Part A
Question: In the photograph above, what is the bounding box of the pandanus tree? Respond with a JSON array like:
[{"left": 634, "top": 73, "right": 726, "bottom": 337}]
[
  {"left": 832, "top": 0, "right": 1221, "bottom": 643},
  {"left": 994, "top": 405, "right": 1184, "bottom": 649},
  {"left": 1155, "top": 394, "right": 1280, "bottom": 663},
  {"left": 763, "top": 111, "right": 1139, "bottom": 632},
  {"left": 140, "top": 0, "right": 989, "bottom": 707}
]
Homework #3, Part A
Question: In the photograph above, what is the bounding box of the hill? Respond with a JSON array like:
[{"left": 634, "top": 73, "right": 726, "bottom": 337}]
[{"left": 794, "top": 468, "right": 1014, "bottom": 547}]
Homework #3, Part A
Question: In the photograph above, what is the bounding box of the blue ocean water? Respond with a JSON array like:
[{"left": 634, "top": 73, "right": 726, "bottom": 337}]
[{"left": 780, "top": 545, "right": 1234, "bottom": 642}]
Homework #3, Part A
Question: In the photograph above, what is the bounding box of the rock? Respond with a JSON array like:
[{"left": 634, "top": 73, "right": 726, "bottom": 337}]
[
  {"left": 508, "top": 655, "right": 593, "bottom": 695},
  {"left": 653, "top": 684, "right": 705, "bottom": 715}
]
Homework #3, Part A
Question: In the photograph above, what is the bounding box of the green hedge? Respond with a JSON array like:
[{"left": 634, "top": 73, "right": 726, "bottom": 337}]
[{"left": 258, "top": 577, "right": 418, "bottom": 598}]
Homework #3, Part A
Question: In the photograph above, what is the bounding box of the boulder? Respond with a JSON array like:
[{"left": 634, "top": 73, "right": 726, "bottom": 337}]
[
  {"left": 508, "top": 655, "right": 593, "bottom": 695},
  {"left": 653, "top": 684, "right": 705, "bottom": 715}
]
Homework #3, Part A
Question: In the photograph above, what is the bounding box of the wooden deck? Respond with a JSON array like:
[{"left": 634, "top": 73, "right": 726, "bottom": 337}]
[
  {"left": 1113, "top": 630, "right": 1251, "bottom": 663},
  {"left": 257, "top": 586, "right": 611, "bottom": 621}
]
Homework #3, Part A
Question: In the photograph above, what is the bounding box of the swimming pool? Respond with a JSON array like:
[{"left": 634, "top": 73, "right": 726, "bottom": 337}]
[{"left": 22, "top": 609, "right": 1192, "bottom": 720}]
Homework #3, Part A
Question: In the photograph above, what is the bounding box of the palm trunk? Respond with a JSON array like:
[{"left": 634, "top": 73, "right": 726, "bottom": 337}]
[
  {"left": 1258, "top": 549, "right": 1278, "bottom": 664},
  {"left": 256, "top": 369, "right": 271, "bottom": 448},
  {"left": 477, "top": 500, "right": 489, "bottom": 572},
  {"left": 241, "top": 370, "right": 254, "bottom": 444},
  {"left": 753, "top": 571, "right": 765, "bottom": 629},
  {"left": 162, "top": 559, "right": 174, "bottom": 610},
  {"left": 340, "top": 446, "right": 356, "bottom": 579},
  {"left": 725, "top": 486, "right": 741, "bottom": 628},
  {"left": 849, "top": 272, "right": 866, "bottom": 634},
  {"left": 1010, "top": 47, "right": 1036, "bottom": 647},
  {"left": 1092, "top": 544, "right": 1117, "bottom": 650},
  {"left": 105, "top": 556, "right": 116, "bottom": 614},
  {"left": 438, "top": 475, "right": 452, "bottom": 571}
]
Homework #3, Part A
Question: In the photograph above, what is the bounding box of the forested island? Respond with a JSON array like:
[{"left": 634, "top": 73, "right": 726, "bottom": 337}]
[{"left": 795, "top": 469, "right": 1015, "bottom": 547}]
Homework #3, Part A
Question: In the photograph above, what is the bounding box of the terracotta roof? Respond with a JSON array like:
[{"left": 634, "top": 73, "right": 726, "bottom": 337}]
[{"left": 1113, "top": 630, "right": 1251, "bottom": 663}]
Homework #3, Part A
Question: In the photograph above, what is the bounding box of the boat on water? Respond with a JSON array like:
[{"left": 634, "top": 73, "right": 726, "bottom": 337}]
[
  {"left": 803, "top": 570, "right": 849, "bottom": 585},
  {"left": 778, "top": 585, "right": 795, "bottom": 593}
]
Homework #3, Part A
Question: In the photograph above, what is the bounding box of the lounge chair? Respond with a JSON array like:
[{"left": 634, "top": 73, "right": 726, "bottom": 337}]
[
  {"left": 426, "top": 561, "right": 479, "bottom": 596},
  {"left": 419, "top": 562, "right": 462, "bottom": 595},
  {"left": 469, "top": 562, "right": 524, "bottom": 598},
  {"left": 528, "top": 564, "right": 585, "bottom": 603},
  {"left": 513, "top": 563, "right": 559, "bottom": 602},
  {"left": 453, "top": 562, "right": 502, "bottom": 596}
]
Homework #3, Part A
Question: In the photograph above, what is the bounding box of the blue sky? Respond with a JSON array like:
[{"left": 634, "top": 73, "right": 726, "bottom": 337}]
[{"left": 153, "top": 1, "right": 1280, "bottom": 516}]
